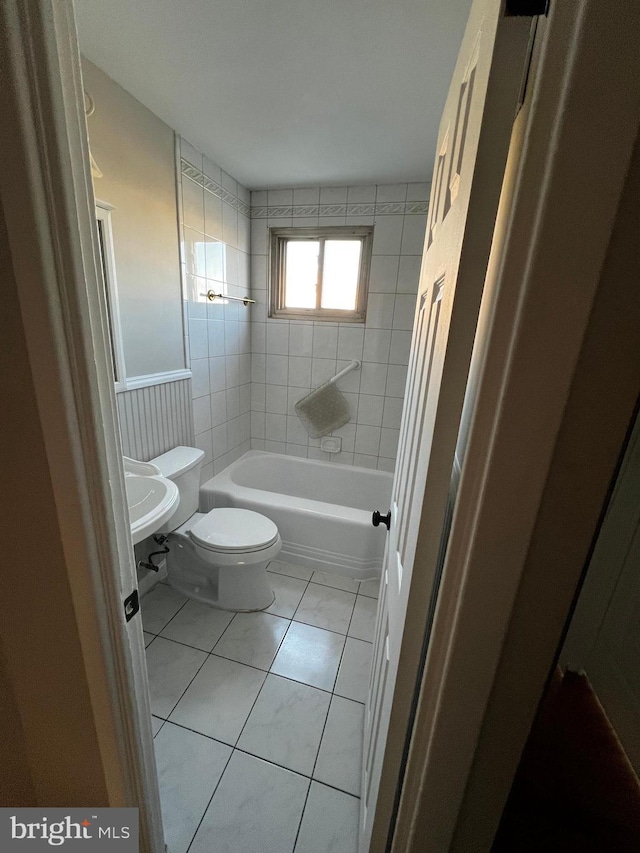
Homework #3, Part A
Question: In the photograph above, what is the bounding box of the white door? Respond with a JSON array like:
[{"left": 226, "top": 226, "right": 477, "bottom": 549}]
[{"left": 360, "top": 2, "right": 532, "bottom": 849}]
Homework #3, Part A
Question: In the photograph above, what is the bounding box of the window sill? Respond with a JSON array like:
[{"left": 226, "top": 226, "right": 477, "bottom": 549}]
[{"left": 269, "top": 311, "right": 366, "bottom": 324}]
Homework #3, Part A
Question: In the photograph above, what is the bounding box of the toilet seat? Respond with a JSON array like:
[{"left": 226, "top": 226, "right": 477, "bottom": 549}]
[{"left": 188, "top": 507, "right": 279, "bottom": 554}]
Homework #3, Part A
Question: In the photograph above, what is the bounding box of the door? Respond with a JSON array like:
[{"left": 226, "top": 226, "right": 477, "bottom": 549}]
[{"left": 361, "top": 2, "right": 532, "bottom": 849}]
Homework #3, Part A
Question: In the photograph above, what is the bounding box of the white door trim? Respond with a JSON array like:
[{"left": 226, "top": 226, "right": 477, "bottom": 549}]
[
  {"left": 392, "top": 1, "right": 640, "bottom": 851},
  {"left": 0, "top": 2, "right": 163, "bottom": 849}
]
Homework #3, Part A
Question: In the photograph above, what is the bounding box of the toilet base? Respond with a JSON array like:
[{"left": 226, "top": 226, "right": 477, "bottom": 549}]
[
  {"left": 166, "top": 568, "right": 275, "bottom": 612},
  {"left": 164, "top": 527, "right": 280, "bottom": 611}
]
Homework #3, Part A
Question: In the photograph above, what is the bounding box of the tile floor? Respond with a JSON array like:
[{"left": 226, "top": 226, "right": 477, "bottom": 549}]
[{"left": 142, "top": 560, "right": 379, "bottom": 853}]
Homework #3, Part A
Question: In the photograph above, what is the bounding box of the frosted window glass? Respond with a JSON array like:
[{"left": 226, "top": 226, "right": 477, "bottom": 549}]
[
  {"left": 285, "top": 241, "right": 319, "bottom": 308},
  {"left": 321, "top": 240, "right": 361, "bottom": 310}
]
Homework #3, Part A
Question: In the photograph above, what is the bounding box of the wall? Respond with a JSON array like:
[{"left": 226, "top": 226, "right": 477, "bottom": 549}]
[
  {"left": 249, "top": 184, "right": 428, "bottom": 470},
  {"left": 117, "top": 380, "right": 194, "bottom": 461},
  {"left": 560, "top": 408, "right": 640, "bottom": 771},
  {"left": 83, "top": 59, "right": 194, "bottom": 463},
  {"left": 0, "top": 202, "right": 109, "bottom": 805},
  {"left": 177, "top": 139, "right": 252, "bottom": 483},
  {"left": 82, "top": 58, "right": 185, "bottom": 378}
]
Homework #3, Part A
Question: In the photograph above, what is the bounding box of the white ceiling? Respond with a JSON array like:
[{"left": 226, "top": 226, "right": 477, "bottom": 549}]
[{"left": 74, "top": 0, "right": 472, "bottom": 189}]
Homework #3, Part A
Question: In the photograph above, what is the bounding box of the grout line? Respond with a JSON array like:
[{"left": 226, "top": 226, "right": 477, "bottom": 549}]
[
  {"left": 288, "top": 613, "right": 351, "bottom": 636},
  {"left": 151, "top": 637, "right": 368, "bottom": 706},
  {"left": 148, "top": 716, "right": 235, "bottom": 750},
  {"left": 265, "top": 566, "right": 314, "bottom": 583},
  {"left": 291, "top": 778, "right": 313, "bottom": 851},
  {"left": 229, "top": 567, "right": 316, "bottom": 745},
  {"left": 147, "top": 565, "right": 366, "bottom": 847},
  {"left": 153, "top": 613, "right": 237, "bottom": 723},
  {"left": 142, "top": 592, "right": 190, "bottom": 637},
  {"left": 151, "top": 628, "right": 232, "bottom": 657},
  {"left": 295, "top": 588, "right": 359, "bottom": 842},
  {"left": 150, "top": 712, "right": 363, "bottom": 800},
  {"left": 333, "top": 594, "right": 359, "bottom": 692},
  {"left": 206, "top": 609, "right": 239, "bottom": 651},
  {"left": 345, "top": 595, "right": 359, "bottom": 640},
  {"left": 184, "top": 745, "right": 235, "bottom": 853}
]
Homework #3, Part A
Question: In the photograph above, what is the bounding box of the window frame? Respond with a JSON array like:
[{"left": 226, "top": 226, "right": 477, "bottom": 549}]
[
  {"left": 269, "top": 225, "right": 373, "bottom": 323},
  {"left": 95, "top": 201, "right": 127, "bottom": 391}
]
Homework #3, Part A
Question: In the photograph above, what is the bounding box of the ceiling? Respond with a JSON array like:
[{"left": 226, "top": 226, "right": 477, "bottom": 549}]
[{"left": 74, "top": 0, "right": 472, "bottom": 189}]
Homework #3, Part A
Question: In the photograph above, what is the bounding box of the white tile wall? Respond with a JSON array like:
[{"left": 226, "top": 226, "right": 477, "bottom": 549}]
[
  {"left": 249, "top": 183, "right": 428, "bottom": 470},
  {"left": 179, "top": 138, "right": 252, "bottom": 482}
]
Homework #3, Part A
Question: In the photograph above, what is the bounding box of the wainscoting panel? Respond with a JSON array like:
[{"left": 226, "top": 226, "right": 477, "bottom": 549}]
[{"left": 117, "top": 378, "right": 194, "bottom": 461}]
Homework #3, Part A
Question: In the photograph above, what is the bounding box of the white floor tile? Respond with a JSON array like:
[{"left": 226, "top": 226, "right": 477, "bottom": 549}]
[
  {"left": 311, "top": 571, "right": 359, "bottom": 594},
  {"left": 160, "top": 600, "right": 235, "bottom": 652},
  {"left": 151, "top": 716, "right": 164, "bottom": 737},
  {"left": 189, "top": 751, "right": 308, "bottom": 853},
  {"left": 294, "top": 584, "right": 356, "bottom": 634},
  {"left": 237, "top": 675, "right": 330, "bottom": 775},
  {"left": 213, "top": 612, "right": 289, "bottom": 670},
  {"left": 141, "top": 584, "right": 188, "bottom": 634},
  {"left": 143, "top": 631, "right": 155, "bottom": 647},
  {"left": 334, "top": 638, "right": 373, "bottom": 704},
  {"left": 271, "top": 622, "right": 345, "bottom": 691},
  {"left": 314, "top": 696, "right": 364, "bottom": 796},
  {"left": 268, "top": 559, "right": 313, "bottom": 581},
  {"left": 170, "top": 655, "right": 266, "bottom": 745},
  {"left": 294, "top": 782, "right": 359, "bottom": 853},
  {"left": 265, "top": 572, "right": 308, "bottom": 619},
  {"left": 358, "top": 578, "right": 380, "bottom": 599},
  {"left": 155, "top": 722, "right": 232, "bottom": 853},
  {"left": 145, "top": 637, "right": 207, "bottom": 719},
  {"left": 348, "top": 595, "right": 378, "bottom": 642}
]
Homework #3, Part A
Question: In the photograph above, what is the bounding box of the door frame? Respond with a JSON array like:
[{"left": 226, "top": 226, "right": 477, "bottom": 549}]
[
  {"left": 389, "top": 1, "right": 640, "bottom": 851},
  {"left": 0, "top": 1, "right": 163, "bottom": 849}
]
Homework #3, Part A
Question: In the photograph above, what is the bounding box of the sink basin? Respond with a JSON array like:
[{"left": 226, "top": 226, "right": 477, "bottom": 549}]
[{"left": 125, "top": 473, "right": 180, "bottom": 545}]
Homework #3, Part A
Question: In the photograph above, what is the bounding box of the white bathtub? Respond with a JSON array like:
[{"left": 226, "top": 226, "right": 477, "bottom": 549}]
[{"left": 200, "top": 451, "right": 393, "bottom": 580}]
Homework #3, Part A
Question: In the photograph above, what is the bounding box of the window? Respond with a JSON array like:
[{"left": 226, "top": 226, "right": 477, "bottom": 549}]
[
  {"left": 269, "top": 226, "right": 373, "bottom": 322},
  {"left": 95, "top": 203, "right": 127, "bottom": 390}
]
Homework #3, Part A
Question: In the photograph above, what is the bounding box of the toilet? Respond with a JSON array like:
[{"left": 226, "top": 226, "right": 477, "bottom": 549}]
[{"left": 146, "top": 446, "right": 279, "bottom": 611}]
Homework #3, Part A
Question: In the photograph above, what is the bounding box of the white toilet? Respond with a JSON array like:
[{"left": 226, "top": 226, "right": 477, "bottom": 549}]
[{"left": 146, "top": 446, "right": 280, "bottom": 611}]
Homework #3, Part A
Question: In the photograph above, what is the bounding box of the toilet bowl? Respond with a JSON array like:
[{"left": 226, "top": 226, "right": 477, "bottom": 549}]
[
  {"left": 141, "top": 446, "right": 280, "bottom": 610},
  {"left": 163, "top": 508, "right": 280, "bottom": 610}
]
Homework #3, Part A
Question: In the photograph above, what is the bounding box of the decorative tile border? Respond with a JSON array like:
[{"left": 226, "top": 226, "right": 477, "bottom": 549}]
[
  {"left": 181, "top": 158, "right": 251, "bottom": 217},
  {"left": 249, "top": 200, "right": 429, "bottom": 218},
  {"left": 181, "top": 156, "right": 430, "bottom": 220}
]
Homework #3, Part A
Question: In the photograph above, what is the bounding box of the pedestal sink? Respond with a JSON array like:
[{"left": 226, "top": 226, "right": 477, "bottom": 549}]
[{"left": 125, "top": 473, "right": 180, "bottom": 545}]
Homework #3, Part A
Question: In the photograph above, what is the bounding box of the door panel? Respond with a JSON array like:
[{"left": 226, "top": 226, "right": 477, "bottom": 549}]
[{"left": 360, "top": 2, "right": 532, "bottom": 849}]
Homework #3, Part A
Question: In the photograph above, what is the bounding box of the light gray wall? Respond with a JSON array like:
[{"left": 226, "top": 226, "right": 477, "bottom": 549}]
[
  {"left": 249, "top": 184, "right": 428, "bottom": 470},
  {"left": 82, "top": 58, "right": 185, "bottom": 378},
  {"left": 178, "top": 139, "right": 252, "bottom": 483}
]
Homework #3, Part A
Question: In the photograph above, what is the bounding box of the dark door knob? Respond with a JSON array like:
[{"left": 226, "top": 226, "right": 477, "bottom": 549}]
[{"left": 372, "top": 510, "right": 391, "bottom": 531}]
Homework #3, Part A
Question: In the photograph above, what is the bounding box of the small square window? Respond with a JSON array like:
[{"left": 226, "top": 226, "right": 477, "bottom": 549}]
[{"left": 269, "top": 226, "right": 373, "bottom": 322}]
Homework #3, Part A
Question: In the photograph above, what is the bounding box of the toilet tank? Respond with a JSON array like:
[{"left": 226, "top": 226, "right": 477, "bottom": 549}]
[{"left": 150, "top": 446, "right": 205, "bottom": 530}]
